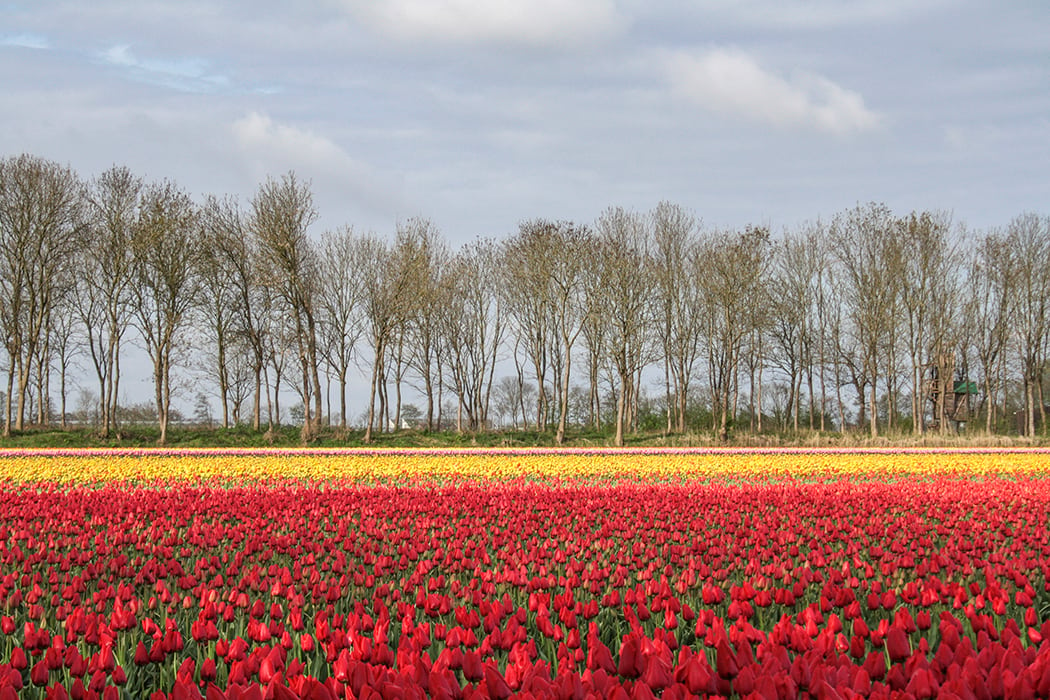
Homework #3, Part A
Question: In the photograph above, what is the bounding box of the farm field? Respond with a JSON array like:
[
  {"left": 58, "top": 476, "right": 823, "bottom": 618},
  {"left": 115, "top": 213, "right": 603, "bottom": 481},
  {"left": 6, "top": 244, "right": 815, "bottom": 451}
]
[{"left": 0, "top": 449, "right": 1048, "bottom": 699}]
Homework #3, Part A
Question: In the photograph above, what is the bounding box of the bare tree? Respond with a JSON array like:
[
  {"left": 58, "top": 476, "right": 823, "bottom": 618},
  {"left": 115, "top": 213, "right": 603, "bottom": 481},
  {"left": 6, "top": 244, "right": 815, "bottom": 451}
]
[
  {"left": 316, "top": 226, "right": 365, "bottom": 431},
  {"left": 895, "top": 210, "right": 961, "bottom": 434},
  {"left": 769, "top": 232, "right": 811, "bottom": 432},
  {"left": 395, "top": 219, "right": 449, "bottom": 432},
  {"left": 1005, "top": 213, "right": 1050, "bottom": 436},
  {"left": 503, "top": 221, "right": 555, "bottom": 432},
  {"left": 198, "top": 195, "right": 250, "bottom": 428},
  {"left": 547, "top": 224, "right": 591, "bottom": 444},
  {"left": 651, "top": 202, "right": 703, "bottom": 434},
  {"left": 829, "top": 203, "right": 902, "bottom": 437},
  {"left": 580, "top": 280, "right": 607, "bottom": 432},
  {"left": 793, "top": 225, "right": 832, "bottom": 432},
  {"left": 697, "top": 225, "right": 772, "bottom": 441},
  {"left": 592, "top": 207, "right": 655, "bottom": 446},
  {"left": 384, "top": 220, "right": 445, "bottom": 432},
  {"left": 250, "top": 173, "right": 322, "bottom": 440},
  {"left": 493, "top": 374, "right": 535, "bottom": 429},
  {"left": 358, "top": 234, "right": 410, "bottom": 442},
  {"left": 442, "top": 239, "right": 506, "bottom": 432},
  {"left": 0, "top": 154, "right": 84, "bottom": 435},
  {"left": 263, "top": 302, "right": 295, "bottom": 429},
  {"left": 76, "top": 166, "right": 141, "bottom": 438},
  {"left": 48, "top": 279, "right": 80, "bottom": 428},
  {"left": 221, "top": 332, "right": 256, "bottom": 426},
  {"left": 129, "top": 180, "right": 201, "bottom": 444},
  {"left": 964, "top": 230, "right": 1013, "bottom": 432},
  {"left": 504, "top": 220, "right": 591, "bottom": 443},
  {"left": 198, "top": 195, "right": 272, "bottom": 431}
]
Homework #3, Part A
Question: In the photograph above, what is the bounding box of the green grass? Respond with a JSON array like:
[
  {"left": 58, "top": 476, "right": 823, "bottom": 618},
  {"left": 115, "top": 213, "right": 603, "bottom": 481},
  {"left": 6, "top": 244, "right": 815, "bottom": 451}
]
[{"left": 0, "top": 423, "right": 1045, "bottom": 449}]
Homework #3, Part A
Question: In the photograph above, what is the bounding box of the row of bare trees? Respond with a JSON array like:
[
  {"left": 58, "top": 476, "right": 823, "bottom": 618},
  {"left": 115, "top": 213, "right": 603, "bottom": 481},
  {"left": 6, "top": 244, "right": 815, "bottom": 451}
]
[{"left": 2, "top": 153, "right": 1049, "bottom": 443}]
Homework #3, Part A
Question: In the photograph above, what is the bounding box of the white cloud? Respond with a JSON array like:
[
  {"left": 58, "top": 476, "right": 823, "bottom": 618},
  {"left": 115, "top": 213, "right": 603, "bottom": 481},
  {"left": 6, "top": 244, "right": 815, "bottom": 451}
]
[
  {"left": 102, "top": 44, "right": 135, "bottom": 67},
  {"left": 694, "top": 0, "right": 951, "bottom": 30},
  {"left": 100, "top": 44, "right": 229, "bottom": 92},
  {"left": 231, "top": 112, "right": 406, "bottom": 219},
  {"left": 340, "top": 0, "right": 625, "bottom": 47},
  {"left": 0, "top": 33, "right": 50, "bottom": 49},
  {"left": 663, "top": 48, "right": 882, "bottom": 135},
  {"left": 233, "top": 112, "right": 354, "bottom": 172}
]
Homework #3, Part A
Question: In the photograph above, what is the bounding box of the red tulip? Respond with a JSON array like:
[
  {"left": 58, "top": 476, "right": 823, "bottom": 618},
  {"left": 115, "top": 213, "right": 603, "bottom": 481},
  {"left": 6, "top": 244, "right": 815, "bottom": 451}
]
[
  {"left": 483, "top": 662, "right": 513, "bottom": 700},
  {"left": 46, "top": 684, "right": 69, "bottom": 700},
  {"left": 30, "top": 659, "right": 50, "bottom": 687},
  {"left": 715, "top": 638, "right": 739, "bottom": 679},
  {"left": 885, "top": 626, "right": 911, "bottom": 663},
  {"left": 617, "top": 635, "right": 642, "bottom": 679}
]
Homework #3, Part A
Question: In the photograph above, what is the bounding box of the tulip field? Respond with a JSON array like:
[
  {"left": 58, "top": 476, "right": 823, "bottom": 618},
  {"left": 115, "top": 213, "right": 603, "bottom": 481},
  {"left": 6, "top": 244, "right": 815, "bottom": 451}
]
[{"left": 1, "top": 448, "right": 1049, "bottom": 699}]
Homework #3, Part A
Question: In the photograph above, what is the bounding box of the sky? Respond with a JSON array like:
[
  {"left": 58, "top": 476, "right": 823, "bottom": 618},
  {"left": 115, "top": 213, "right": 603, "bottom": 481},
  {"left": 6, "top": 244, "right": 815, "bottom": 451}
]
[
  {"left": 2, "top": 0, "right": 1048, "bottom": 247},
  {"left": 1, "top": 1, "right": 1048, "bottom": 420}
]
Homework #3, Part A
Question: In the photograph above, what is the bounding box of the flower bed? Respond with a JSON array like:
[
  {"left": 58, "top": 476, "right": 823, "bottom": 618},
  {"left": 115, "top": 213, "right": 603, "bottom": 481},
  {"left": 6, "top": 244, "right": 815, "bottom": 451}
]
[
  {"left": 1, "top": 449, "right": 1049, "bottom": 483},
  {"left": 0, "top": 452, "right": 1047, "bottom": 698}
]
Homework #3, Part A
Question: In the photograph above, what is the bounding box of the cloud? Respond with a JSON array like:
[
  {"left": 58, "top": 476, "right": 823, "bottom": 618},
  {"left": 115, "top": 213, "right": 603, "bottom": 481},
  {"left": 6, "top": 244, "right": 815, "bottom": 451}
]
[
  {"left": 233, "top": 112, "right": 354, "bottom": 172},
  {"left": 663, "top": 48, "right": 882, "bottom": 135},
  {"left": 693, "top": 0, "right": 950, "bottom": 30},
  {"left": 0, "top": 33, "right": 49, "bottom": 49},
  {"left": 231, "top": 112, "right": 406, "bottom": 219},
  {"left": 340, "top": 0, "right": 625, "bottom": 48},
  {"left": 100, "top": 44, "right": 230, "bottom": 92}
]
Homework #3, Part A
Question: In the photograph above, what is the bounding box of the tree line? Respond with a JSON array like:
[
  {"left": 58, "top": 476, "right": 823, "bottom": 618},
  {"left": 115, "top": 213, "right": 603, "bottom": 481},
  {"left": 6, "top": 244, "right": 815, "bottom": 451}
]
[{"left": 1, "top": 153, "right": 1048, "bottom": 444}]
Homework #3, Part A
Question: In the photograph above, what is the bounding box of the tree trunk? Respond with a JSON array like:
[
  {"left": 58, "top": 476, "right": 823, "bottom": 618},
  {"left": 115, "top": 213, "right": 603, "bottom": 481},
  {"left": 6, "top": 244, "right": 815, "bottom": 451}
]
[
  {"left": 718, "top": 401, "right": 729, "bottom": 443},
  {"left": 437, "top": 364, "right": 444, "bottom": 431},
  {"left": 364, "top": 352, "right": 380, "bottom": 443},
  {"left": 3, "top": 367, "right": 13, "bottom": 437},
  {"left": 818, "top": 341, "right": 827, "bottom": 432},
  {"left": 590, "top": 355, "right": 600, "bottom": 431},
  {"left": 424, "top": 368, "right": 434, "bottom": 432},
  {"left": 252, "top": 367, "right": 263, "bottom": 432},
  {"left": 261, "top": 364, "right": 273, "bottom": 432},
  {"left": 984, "top": 373, "right": 994, "bottom": 434},
  {"left": 98, "top": 346, "right": 111, "bottom": 438},
  {"left": 300, "top": 358, "right": 313, "bottom": 442},
  {"left": 15, "top": 356, "right": 29, "bottom": 431},
  {"left": 271, "top": 361, "right": 282, "bottom": 430},
  {"left": 749, "top": 359, "right": 758, "bottom": 433},
  {"left": 339, "top": 368, "right": 348, "bottom": 431},
  {"left": 757, "top": 361, "right": 764, "bottom": 433},
  {"left": 112, "top": 345, "right": 122, "bottom": 438},
  {"left": 1026, "top": 378, "right": 1036, "bottom": 437},
  {"left": 911, "top": 357, "right": 922, "bottom": 435},
  {"left": 306, "top": 311, "right": 323, "bottom": 433},
  {"left": 60, "top": 357, "right": 68, "bottom": 430},
  {"left": 835, "top": 368, "right": 845, "bottom": 432},
  {"left": 1039, "top": 374, "right": 1047, "bottom": 437},
  {"left": 632, "top": 369, "right": 642, "bottom": 434},
  {"left": 869, "top": 380, "right": 878, "bottom": 438},
  {"left": 39, "top": 334, "right": 50, "bottom": 426},
  {"left": 536, "top": 379, "right": 545, "bottom": 434},
  {"left": 807, "top": 364, "right": 815, "bottom": 432},
  {"left": 677, "top": 359, "right": 688, "bottom": 433},
  {"left": 394, "top": 366, "right": 403, "bottom": 431},
  {"left": 614, "top": 382, "right": 626, "bottom": 447},
  {"left": 664, "top": 356, "right": 673, "bottom": 435},
  {"left": 382, "top": 356, "right": 390, "bottom": 432},
  {"left": 155, "top": 353, "right": 167, "bottom": 445},
  {"left": 556, "top": 343, "right": 572, "bottom": 445}
]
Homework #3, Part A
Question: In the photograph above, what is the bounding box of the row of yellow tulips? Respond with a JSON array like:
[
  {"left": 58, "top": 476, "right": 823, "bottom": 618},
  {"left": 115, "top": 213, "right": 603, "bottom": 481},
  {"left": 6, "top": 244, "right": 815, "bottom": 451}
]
[{"left": 1, "top": 450, "right": 1048, "bottom": 483}]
